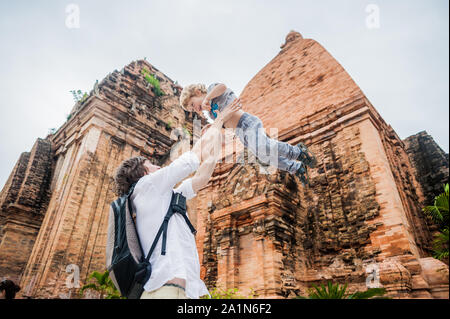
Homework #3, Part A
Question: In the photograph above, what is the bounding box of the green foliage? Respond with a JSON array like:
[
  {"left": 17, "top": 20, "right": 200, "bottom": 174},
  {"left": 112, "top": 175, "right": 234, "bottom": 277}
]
[
  {"left": 295, "top": 281, "right": 387, "bottom": 299},
  {"left": 347, "top": 287, "right": 387, "bottom": 299},
  {"left": 432, "top": 227, "right": 449, "bottom": 260},
  {"left": 79, "top": 270, "right": 124, "bottom": 299},
  {"left": 423, "top": 183, "right": 449, "bottom": 261},
  {"left": 423, "top": 183, "right": 449, "bottom": 227},
  {"left": 183, "top": 125, "right": 191, "bottom": 136},
  {"left": 201, "top": 287, "right": 257, "bottom": 299},
  {"left": 141, "top": 68, "right": 165, "bottom": 96},
  {"left": 308, "top": 282, "right": 348, "bottom": 299},
  {"left": 70, "top": 89, "right": 89, "bottom": 103},
  {"left": 166, "top": 120, "right": 173, "bottom": 130}
]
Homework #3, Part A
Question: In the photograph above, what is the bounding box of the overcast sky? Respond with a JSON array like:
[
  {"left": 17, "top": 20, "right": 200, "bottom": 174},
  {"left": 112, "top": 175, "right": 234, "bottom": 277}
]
[{"left": 0, "top": 0, "right": 448, "bottom": 189}]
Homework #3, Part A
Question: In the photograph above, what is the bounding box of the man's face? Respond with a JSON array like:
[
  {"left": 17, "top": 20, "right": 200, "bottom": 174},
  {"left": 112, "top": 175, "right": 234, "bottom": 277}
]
[{"left": 143, "top": 159, "right": 160, "bottom": 174}]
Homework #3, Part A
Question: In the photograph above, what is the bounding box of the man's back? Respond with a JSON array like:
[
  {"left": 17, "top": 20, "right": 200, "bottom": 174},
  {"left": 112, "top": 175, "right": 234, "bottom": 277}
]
[{"left": 130, "top": 151, "right": 209, "bottom": 299}]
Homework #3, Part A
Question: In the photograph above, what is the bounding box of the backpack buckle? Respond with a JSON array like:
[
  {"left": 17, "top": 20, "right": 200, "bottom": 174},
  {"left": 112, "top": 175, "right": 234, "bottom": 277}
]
[{"left": 172, "top": 192, "right": 186, "bottom": 212}]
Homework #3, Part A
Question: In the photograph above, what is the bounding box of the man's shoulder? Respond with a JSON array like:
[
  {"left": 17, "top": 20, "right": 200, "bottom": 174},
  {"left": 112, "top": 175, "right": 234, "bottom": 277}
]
[
  {"left": 173, "top": 178, "right": 196, "bottom": 200},
  {"left": 135, "top": 174, "right": 155, "bottom": 192}
]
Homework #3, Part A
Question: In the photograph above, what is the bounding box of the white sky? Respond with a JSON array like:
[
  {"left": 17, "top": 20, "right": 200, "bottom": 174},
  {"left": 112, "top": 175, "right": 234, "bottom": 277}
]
[{"left": 0, "top": 0, "right": 448, "bottom": 189}]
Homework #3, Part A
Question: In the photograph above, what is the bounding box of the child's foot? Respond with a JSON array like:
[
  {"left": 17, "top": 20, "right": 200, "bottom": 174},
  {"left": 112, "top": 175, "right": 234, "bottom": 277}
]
[
  {"left": 296, "top": 142, "right": 317, "bottom": 168},
  {"left": 295, "top": 162, "right": 310, "bottom": 187}
]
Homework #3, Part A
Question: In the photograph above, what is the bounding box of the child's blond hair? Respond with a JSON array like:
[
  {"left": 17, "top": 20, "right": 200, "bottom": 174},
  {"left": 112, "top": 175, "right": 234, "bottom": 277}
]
[{"left": 179, "top": 83, "right": 207, "bottom": 111}]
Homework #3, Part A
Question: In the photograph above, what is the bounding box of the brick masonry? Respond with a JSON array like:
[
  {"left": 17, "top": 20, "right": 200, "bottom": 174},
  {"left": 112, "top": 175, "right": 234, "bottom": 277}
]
[
  {"left": 193, "top": 31, "right": 449, "bottom": 298},
  {"left": 404, "top": 131, "right": 449, "bottom": 206},
  {"left": 0, "top": 138, "right": 53, "bottom": 284}
]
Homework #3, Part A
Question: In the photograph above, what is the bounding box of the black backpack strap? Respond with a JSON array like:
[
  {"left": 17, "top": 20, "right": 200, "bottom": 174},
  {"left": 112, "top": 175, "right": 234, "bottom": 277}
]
[
  {"left": 171, "top": 192, "right": 197, "bottom": 234},
  {"left": 179, "top": 212, "right": 197, "bottom": 235},
  {"left": 144, "top": 220, "right": 167, "bottom": 261},
  {"left": 161, "top": 206, "right": 175, "bottom": 255},
  {"left": 126, "top": 182, "right": 146, "bottom": 259},
  {"left": 143, "top": 192, "right": 197, "bottom": 262},
  {"left": 173, "top": 203, "right": 196, "bottom": 235}
]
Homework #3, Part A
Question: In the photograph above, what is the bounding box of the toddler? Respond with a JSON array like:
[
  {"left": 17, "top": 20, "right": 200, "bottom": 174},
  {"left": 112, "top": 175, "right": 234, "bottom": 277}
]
[{"left": 180, "top": 83, "right": 316, "bottom": 186}]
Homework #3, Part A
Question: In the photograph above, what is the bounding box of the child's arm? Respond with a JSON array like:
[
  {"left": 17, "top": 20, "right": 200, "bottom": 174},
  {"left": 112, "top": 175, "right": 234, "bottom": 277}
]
[{"left": 204, "top": 83, "right": 227, "bottom": 104}]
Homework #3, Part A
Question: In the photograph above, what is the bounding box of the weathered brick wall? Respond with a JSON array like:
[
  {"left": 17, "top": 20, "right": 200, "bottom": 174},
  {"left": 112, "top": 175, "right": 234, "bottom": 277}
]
[
  {"left": 15, "top": 139, "right": 53, "bottom": 210},
  {"left": 17, "top": 60, "right": 196, "bottom": 298},
  {"left": 0, "top": 152, "right": 30, "bottom": 212},
  {"left": 193, "top": 31, "right": 448, "bottom": 298},
  {"left": 193, "top": 153, "right": 302, "bottom": 297},
  {"left": 404, "top": 131, "right": 449, "bottom": 206},
  {"left": 0, "top": 152, "right": 30, "bottom": 243},
  {"left": 0, "top": 138, "right": 53, "bottom": 284},
  {"left": 378, "top": 126, "right": 434, "bottom": 256}
]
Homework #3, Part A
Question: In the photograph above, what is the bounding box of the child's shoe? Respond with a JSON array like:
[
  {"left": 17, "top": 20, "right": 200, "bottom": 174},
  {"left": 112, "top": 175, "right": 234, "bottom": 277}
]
[
  {"left": 296, "top": 142, "right": 317, "bottom": 168},
  {"left": 295, "top": 162, "right": 310, "bottom": 187}
]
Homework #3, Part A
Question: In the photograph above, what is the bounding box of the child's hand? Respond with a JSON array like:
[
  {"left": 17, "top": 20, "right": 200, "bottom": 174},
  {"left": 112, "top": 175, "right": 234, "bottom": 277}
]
[
  {"left": 201, "top": 97, "right": 211, "bottom": 110},
  {"left": 216, "top": 98, "right": 242, "bottom": 123}
]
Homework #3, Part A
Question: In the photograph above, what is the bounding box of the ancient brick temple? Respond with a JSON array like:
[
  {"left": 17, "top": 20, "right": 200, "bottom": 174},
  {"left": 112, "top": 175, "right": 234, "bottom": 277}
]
[{"left": 0, "top": 31, "right": 448, "bottom": 299}]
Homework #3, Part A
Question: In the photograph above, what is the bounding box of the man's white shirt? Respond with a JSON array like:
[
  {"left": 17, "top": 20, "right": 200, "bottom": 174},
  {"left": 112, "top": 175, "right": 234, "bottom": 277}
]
[{"left": 130, "top": 151, "right": 210, "bottom": 299}]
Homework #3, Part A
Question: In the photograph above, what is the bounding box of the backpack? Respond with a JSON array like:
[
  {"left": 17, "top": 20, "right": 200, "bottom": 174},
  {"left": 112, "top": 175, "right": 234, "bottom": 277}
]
[{"left": 105, "top": 181, "right": 197, "bottom": 299}]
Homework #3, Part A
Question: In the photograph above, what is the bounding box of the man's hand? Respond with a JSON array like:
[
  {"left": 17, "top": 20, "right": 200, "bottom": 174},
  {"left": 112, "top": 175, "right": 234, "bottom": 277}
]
[{"left": 191, "top": 125, "right": 222, "bottom": 193}]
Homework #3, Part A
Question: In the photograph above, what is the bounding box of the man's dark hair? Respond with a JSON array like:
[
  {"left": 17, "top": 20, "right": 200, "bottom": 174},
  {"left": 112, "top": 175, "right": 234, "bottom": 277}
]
[
  {"left": 113, "top": 156, "right": 148, "bottom": 197},
  {"left": 0, "top": 279, "right": 20, "bottom": 299}
]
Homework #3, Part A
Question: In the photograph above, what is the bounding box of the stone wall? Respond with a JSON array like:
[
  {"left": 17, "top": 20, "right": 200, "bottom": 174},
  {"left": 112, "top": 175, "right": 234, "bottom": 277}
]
[
  {"left": 0, "top": 138, "right": 53, "bottom": 284},
  {"left": 192, "top": 31, "right": 448, "bottom": 298},
  {"left": 16, "top": 60, "right": 197, "bottom": 298},
  {"left": 404, "top": 131, "right": 449, "bottom": 206}
]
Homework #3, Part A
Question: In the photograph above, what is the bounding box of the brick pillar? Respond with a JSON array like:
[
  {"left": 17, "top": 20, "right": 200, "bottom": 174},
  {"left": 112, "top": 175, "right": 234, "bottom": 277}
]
[
  {"left": 0, "top": 138, "right": 52, "bottom": 284},
  {"left": 358, "top": 118, "right": 421, "bottom": 259},
  {"left": 19, "top": 127, "right": 131, "bottom": 298}
]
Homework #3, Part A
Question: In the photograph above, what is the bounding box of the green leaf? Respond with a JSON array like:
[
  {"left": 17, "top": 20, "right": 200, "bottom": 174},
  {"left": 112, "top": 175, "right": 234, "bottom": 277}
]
[
  {"left": 303, "top": 282, "right": 387, "bottom": 299},
  {"left": 349, "top": 288, "right": 386, "bottom": 299},
  {"left": 79, "top": 283, "right": 99, "bottom": 296}
]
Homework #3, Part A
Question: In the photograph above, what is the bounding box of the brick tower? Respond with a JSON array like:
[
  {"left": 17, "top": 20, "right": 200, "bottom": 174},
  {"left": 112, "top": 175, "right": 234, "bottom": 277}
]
[
  {"left": 0, "top": 31, "right": 447, "bottom": 299},
  {"left": 3, "top": 60, "right": 194, "bottom": 298},
  {"left": 191, "top": 31, "right": 449, "bottom": 298}
]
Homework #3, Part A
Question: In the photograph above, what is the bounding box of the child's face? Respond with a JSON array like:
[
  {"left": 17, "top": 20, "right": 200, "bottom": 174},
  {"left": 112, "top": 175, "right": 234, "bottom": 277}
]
[{"left": 188, "top": 93, "right": 207, "bottom": 115}]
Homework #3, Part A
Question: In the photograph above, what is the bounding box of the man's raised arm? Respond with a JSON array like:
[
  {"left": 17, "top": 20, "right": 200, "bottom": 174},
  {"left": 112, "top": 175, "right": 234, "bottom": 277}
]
[
  {"left": 141, "top": 121, "right": 217, "bottom": 193},
  {"left": 191, "top": 97, "right": 242, "bottom": 193}
]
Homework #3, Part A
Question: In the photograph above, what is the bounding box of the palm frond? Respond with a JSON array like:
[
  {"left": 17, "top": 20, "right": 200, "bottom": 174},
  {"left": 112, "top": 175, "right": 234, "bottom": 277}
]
[
  {"left": 303, "top": 282, "right": 387, "bottom": 299},
  {"left": 79, "top": 283, "right": 99, "bottom": 295},
  {"left": 423, "top": 205, "right": 444, "bottom": 225},
  {"left": 422, "top": 183, "right": 449, "bottom": 226},
  {"left": 432, "top": 227, "right": 449, "bottom": 261},
  {"left": 348, "top": 288, "right": 387, "bottom": 299},
  {"left": 422, "top": 183, "right": 449, "bottom": 260}
]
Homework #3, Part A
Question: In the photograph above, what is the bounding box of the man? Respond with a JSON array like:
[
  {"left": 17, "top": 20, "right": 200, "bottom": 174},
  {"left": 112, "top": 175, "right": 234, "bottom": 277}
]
[{"left": 112, "top": 99, "right": 241, "bottom": 299}]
